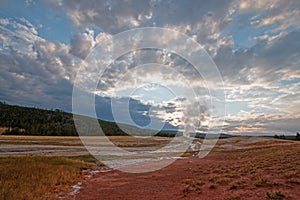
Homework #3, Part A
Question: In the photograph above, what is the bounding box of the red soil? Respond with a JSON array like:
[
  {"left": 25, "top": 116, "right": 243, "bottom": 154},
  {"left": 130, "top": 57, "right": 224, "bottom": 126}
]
[{"left": 64, "top": 145, "right": 300, "bottom": 200}]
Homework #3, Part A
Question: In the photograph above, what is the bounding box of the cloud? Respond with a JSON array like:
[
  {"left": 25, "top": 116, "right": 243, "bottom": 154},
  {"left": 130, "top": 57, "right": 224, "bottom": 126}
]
[
  {"left": 48, "top": 0, "right": 298, "bottom": 55},
  {"left": 239, "top": 0, "right": 300, "bottom": 31},
  {"left": 46, "top": 0, "right": 235, "bottom": 57},
  {"left": 47, "top": 0, "right": 300, "bottom": 135},
  {"left": 1, "top": 1, "right": 300, "bottom": 135},
  {"left": 70, "top": 28, "right": 96, "bottom": 59},
  {"left": 54, "top": 0, "right": 152, "bottom": 32},
  {"left": 0, "top": 17, "right": 76, "bottom": 110},
  {"left": 0, "top": 17, "right": 187, "bottom": 130},
  {"left": 225, "top": 111, "right": 300, "bottom": 135}
]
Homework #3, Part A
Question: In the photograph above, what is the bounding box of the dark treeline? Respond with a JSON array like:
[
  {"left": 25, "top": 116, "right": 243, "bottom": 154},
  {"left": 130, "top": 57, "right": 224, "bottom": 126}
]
[
  {"left": 274, "top": 133, "right": 300, "bottom": 141},
  {"left": 0, "top": 102, "right": 76, "bottom": 136},
  {"left": 0, "top": 102, "right": 176, "bottom": 137}
]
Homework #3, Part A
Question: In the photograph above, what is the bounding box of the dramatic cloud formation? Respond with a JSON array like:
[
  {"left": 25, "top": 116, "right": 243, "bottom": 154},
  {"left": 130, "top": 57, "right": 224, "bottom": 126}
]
[{"left": 0, "top": 0, "right": 299, "bottom": 135}]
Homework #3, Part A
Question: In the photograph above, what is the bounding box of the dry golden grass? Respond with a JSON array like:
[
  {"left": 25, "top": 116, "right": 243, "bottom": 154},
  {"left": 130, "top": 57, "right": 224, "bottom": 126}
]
[
  {"left": 107, "top": 136, "right": 172, "bottom": 147},
  {"left": 0, "top": 135, "right": 83, "bottom": 146},
  {"left": 245, "top": 139, "right": 293, "bottom": 146},
  {"left": 0, "top": 156, "right": 95, "bottom": 200},
  {"left": 0, "top": 135, "right": 171, "bottom": 147}
]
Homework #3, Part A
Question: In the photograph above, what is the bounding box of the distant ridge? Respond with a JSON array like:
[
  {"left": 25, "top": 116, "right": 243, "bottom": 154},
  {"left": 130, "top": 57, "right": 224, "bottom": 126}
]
[
  {"left": 195, "top": 132, "right": 236, "bottom": 139},
  {"left": 0, "top": 102, "right": 239, "bottom": 139},
  {"left": 0, "top": 102, "right": 175, "bottom": 137}
]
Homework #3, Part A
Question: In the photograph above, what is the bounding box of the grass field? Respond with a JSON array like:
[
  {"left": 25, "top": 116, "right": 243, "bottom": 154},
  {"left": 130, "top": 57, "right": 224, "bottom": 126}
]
[
  {"left": 0, "top": 135, "right": 172, "bottom": 199},
  {"left": 0, "top": 155, "right": 100, "bottom": 200},
  {"left": 0, "top": 135, "right": 171, "bottom": 147},
  {"left": 0, "top": 136, "right": 299, "bottom": 199}
]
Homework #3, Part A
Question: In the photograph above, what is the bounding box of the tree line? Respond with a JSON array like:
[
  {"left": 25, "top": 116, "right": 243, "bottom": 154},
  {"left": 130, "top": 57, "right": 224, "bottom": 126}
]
[
  {"left": 274, "top": 132, "right": 300, "bottom": 141},
  {"left": 0, "top": 102, "right": 79, "bottom": 136},
  {"left": 0, "top": 102, "right": 174, "bottom": 136}
]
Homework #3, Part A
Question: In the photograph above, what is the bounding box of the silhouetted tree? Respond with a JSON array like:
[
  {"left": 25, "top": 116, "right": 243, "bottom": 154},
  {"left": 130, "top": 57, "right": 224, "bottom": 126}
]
[
  {"left": 280, "top": 134, "right": 286, "bottom": 139},
  {"left": 296, "top": 132, "right": 300, "bottom": 140}
]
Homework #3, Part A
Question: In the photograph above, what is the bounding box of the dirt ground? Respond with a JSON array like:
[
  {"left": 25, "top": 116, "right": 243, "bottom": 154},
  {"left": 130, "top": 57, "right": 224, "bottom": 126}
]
[{"left": 61, "top": 137, "right": 300, "bottom": 200}]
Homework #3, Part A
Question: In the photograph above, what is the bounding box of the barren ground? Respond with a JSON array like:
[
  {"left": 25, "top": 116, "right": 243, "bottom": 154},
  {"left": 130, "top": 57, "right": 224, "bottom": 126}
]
[{"left": 61, "top": 137, "right": 300, "bottom": 200}]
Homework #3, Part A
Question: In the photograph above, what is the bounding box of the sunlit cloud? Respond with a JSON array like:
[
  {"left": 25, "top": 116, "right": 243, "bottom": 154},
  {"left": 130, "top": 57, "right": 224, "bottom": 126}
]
[{"left": 0, "top": 0, "right": 299, "bottom": 134}]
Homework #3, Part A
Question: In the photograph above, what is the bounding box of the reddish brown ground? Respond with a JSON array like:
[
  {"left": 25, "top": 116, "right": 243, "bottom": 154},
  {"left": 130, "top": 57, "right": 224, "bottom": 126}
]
[{"left": 64, "top": 139, "right": 300, "bottom": 200}]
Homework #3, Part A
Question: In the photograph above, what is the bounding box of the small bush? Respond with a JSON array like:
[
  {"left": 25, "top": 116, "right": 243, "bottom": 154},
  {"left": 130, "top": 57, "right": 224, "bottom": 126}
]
[
  {"left": 209, "top": 184, "right": 216, "bottom": 189},
  {"left": 229, "top": 180, "right": 245, "bottom": 190},
  {"left": 254, "top": 177, "right": 270, "bottom": 187},
  {"left": 227, "top": 196, "right": 241, "bottom": 200},
  {"left": 266, "top": 191, "right": 285, "bottom": 200},
  {"left": 225, "top": 174, "right": 240, "bottom": 179},
  {"left": 217, "top": 178, "right": 230, "bottom": 185}
]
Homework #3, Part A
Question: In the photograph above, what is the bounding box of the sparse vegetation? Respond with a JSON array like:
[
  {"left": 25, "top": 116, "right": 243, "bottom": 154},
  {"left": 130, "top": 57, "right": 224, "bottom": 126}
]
[
  {"left": 227, "top": 196, "right": 241, "bottom": 200},
  {"left": 266, "top": 191, "right": 285, "bottom": 200},
  {"left": 216, "top": 177, "right": 230, "bottom": 185},
  {"left": 179, "top": 139, "right": 300, "bottom": 198},
  {"left": 286, "top": 177, "right": 300, "bottom": 185},
  {"left": 229, "top": 180, "right": 245, "bottom": 190},
  {"left": 225, "top": 174, "right": 240, "bottom": 179},
  {"left": 182, "top": 178, "right": 203, "bottom": 197},
  {"left": 209, "top": 184, "right": 216, "bottom": 189},
  {"left": 254, "top": 176, "right": 270, "bottom": 187},
  {"left": 208, "top": 175, "right": 220, "bottom": 182}
]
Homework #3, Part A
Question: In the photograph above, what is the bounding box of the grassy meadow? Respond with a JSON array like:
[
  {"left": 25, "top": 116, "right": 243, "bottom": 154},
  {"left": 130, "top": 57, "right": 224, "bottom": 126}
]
[
  {"left": 0, "top": 155, "right": 100, "bottom": 200},
  {"left": 0, "top": 135, "right": 171, "bottom": 199}
]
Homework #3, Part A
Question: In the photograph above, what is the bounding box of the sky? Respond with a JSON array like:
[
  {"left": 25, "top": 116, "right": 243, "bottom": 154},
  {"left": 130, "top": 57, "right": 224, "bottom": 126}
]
[{"left": 0, "top": 0, "right": 299, "bottom": 135}]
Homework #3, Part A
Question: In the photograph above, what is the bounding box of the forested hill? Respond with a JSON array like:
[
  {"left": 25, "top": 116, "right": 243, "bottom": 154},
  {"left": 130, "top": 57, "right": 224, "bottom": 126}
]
[
  {"left": 0, "top": 102, "right": 174, "bottom": 136},
  {"left": 0, "top": 102, "right": 77, "bottom": 135}
]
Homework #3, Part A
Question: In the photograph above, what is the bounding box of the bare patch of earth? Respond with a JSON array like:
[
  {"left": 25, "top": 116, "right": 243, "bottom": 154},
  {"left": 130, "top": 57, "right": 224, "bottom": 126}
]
[{"left": 61, "top": 138, "right": 300, "bottom": 200}]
